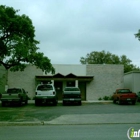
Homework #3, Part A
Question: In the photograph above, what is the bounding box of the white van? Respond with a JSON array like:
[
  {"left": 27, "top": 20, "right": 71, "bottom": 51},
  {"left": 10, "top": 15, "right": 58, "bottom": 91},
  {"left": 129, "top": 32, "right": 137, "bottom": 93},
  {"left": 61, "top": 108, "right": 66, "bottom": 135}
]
[{"left": 35, "top": 84, "right": 58, "bottom": 106}]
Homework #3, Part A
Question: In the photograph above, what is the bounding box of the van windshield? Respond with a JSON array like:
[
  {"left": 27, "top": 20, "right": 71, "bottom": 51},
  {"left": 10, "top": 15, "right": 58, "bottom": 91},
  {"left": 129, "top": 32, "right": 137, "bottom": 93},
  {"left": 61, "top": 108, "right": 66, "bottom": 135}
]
[
  {"left": 64, "top": 87, "right": 79, "bottom": 91},
  {"left": 37, "top": 85, "right": 53, "bottom": 91},
  {"left": 7, "top": 88, "right": 21, "bottom": 93},
  {"left": 117, "top": 89, "right": 131, "bottom": 94}
]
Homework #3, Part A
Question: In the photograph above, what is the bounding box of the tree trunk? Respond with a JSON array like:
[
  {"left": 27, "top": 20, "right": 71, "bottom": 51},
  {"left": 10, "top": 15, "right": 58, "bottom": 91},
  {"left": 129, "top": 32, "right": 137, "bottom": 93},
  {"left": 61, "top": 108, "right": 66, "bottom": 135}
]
[{"left": 5, "top": 69, "right": 8, "bottom": 91}]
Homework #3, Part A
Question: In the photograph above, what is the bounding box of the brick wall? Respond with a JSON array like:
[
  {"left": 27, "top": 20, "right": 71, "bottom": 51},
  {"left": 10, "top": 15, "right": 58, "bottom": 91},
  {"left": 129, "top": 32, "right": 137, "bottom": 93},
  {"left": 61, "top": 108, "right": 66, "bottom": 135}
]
[
  {"left": 0, "top": 64, "right": 124, "bottom": 100},
  {"left": 8, "top": 65, "right": 43, "bottom": 99},
  {"left": 86, "top": 64, "right": 124, "bottom": 100}
]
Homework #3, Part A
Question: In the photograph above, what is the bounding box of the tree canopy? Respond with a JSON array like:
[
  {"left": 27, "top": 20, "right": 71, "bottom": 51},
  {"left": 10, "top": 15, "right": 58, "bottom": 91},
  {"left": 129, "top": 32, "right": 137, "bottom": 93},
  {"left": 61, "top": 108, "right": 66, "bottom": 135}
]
[
  {"left": 80, "top": 50, "right": 140, "bottom": 73},
  {"left": 135, "top": 29, "right": 140, "bottom": 41},
  {"left": 0, "top": 5, "right": 55, "bottom": 74}
]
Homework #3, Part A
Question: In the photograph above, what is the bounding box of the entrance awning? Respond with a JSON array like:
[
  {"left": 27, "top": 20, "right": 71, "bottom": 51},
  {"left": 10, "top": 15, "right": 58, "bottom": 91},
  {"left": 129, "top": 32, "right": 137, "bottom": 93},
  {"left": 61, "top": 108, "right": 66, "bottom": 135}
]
[{"left": 35, "top": 73, "right": 94, "bottom": 82}]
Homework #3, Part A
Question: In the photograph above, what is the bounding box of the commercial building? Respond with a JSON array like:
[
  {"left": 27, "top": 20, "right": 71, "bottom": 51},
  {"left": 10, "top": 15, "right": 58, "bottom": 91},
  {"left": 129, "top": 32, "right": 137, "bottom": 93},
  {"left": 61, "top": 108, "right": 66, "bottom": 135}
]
[
  {"left": 0, "top": 64, "right": 124, "bottom": 100},
  {"left": 124, "top": 71, "right": 140, "bottom": 94}
]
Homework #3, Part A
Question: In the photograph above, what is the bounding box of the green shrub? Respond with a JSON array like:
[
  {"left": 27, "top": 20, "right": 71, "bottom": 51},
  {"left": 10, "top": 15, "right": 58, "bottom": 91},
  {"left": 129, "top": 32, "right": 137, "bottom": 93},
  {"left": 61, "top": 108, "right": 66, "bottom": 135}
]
[
  {"left": 103, "top": 96, "right": 109, "bottom": 100},
  {"left": 98, "top": 97, "right": 102, "bottom": 100},
  {"left": 108, "top": 95, "right": 113, "bottom": 100}
]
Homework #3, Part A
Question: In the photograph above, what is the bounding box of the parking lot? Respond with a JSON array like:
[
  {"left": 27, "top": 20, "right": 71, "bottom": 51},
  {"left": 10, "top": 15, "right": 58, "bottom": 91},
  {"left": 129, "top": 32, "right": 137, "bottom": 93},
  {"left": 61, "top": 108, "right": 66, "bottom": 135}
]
[{"left": 0, "top": 101, "right": 140, "bottom": 125}]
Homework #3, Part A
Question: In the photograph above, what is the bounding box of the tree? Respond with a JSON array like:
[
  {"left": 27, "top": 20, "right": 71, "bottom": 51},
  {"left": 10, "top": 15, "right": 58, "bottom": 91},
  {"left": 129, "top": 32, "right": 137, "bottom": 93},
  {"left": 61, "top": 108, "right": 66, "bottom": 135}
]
[
  {"left": 135, "top": 29, "right": 140, "bottom": 41},
  {"left": 0, "top": 5, "right": 55, "bottom": 76},
  {"left": 80, "top": 50, "right": 140, "bottom": 73}
]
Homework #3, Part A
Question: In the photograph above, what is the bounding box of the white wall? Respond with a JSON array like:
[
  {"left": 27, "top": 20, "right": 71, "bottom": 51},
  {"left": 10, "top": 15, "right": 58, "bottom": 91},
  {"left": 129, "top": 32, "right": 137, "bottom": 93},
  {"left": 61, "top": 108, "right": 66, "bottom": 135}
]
[
  {"left": 134, "top": 73, "right": 140, "bottom": 93},
  {"left": 124, "top": 71, "right": 140, "bottom": 93},
  {"left": 124, "top": 72, "right": 134, "bottom": 91},
  {"left": 52, "top": 64, "right": 86, "bottom": 76},
  {"left": 6, "top": 64, "right": 124, "bottom": 100},
  {"left": 8, "top": 64, "right": 87, "bottom": 98},
  {"left": 8, "top": 65, "right": 43, "bottom": 98},
  {"left": 86, "top": 64, "right": 124, "bottom": 100}
]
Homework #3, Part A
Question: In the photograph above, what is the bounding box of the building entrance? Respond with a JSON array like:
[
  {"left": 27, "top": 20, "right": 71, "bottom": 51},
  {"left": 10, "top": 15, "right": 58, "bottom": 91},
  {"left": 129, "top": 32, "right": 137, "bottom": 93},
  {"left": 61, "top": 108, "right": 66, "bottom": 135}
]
[
  {"left": 54, "top": 81, "right": 63, "bottom": 100},
  {"left": 78, "top": 82, "right": 86, "bottom": 100}
]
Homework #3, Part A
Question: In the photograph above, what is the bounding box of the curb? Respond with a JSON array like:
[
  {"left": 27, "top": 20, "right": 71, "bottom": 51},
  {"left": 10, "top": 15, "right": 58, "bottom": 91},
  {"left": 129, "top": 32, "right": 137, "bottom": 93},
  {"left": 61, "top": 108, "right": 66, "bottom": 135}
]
[
  {"left": 0, "top": 122, "right": 42, "bottom": 126},
  {"left": 0, "top": 122, "right": 140, "bottom": 126}
]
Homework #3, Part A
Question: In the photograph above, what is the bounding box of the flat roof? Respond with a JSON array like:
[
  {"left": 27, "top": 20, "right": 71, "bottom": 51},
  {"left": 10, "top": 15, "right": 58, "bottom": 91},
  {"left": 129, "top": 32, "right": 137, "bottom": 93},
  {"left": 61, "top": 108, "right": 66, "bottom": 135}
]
[{"left": 124, "top": 71, "right": 140, "bottom": 75}]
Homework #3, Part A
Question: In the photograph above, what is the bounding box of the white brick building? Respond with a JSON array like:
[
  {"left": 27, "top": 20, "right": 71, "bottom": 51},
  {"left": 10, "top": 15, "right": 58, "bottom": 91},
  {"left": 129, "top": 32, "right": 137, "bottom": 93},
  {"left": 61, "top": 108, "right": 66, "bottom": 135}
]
[
  {"left": 124, "top": 71, "right": 140, "bottom": 94},
  {"left": 0, "top": 64, "right": 124, "bottom": 100}
]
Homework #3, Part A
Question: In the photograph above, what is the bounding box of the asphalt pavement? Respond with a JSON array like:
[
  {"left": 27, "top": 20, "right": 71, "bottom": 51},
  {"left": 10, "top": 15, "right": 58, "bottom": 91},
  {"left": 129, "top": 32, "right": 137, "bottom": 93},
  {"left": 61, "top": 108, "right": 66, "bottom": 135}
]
[{"left": 0, "top": 100, "right": 140, "bottom": 126}]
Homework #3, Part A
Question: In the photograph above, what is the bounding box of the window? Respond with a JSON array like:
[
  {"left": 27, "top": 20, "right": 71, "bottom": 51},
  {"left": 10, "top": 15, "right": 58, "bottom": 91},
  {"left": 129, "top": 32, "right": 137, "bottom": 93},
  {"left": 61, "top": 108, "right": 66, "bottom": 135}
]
[
  {"left": 66, "top": 81, "right": 75, "bottom": 87},
  {"left": 117, "top": 89, "right": 131, "bottom": 94},
  {"left": 64, "top": 87, "right": 80, "bottom": 91},
  {"left": 7, "top": 88, "right": 21, "bottom": 93},
  {"left": 37, "top": 85, "right": 53, "bottom": 91}
]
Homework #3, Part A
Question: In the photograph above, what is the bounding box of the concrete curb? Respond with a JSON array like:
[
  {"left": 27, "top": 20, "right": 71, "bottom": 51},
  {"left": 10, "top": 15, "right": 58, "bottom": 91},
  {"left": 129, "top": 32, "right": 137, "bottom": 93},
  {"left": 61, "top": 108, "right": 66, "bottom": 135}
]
[
  {"left": 0, "top": 122, "right": 140, "bottom": 126},
  {"left": 0, "top": 122, "right": 42, "bottom": 126}
]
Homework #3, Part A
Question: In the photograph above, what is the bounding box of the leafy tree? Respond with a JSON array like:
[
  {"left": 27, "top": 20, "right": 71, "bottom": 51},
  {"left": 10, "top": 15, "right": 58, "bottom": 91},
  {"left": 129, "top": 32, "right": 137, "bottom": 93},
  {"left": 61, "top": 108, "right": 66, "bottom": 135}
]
[
  {"left": 80, "top": 50, "right": 140, "bottom": 73},
  {"left": 135, "top": 29, "right": 140, "bottom": 41},
  {"left": 0, "top": 5, "right": 55, "bottom": 75}
]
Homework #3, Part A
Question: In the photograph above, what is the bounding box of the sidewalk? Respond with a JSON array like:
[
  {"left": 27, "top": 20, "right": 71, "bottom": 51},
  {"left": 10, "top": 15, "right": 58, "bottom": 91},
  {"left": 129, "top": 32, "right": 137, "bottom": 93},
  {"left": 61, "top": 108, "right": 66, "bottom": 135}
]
[{"left": 45, "top": 113, "right": 140, "bottom": 125}]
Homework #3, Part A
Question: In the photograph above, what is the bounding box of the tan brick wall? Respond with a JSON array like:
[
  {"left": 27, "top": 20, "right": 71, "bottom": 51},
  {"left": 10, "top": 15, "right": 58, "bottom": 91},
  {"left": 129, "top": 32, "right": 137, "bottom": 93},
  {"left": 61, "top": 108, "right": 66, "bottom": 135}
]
[
  {"left": 8, "top": 65, "right": 43, "bottom": 99},
  {"left": 86, "top": 64, "right": 124, "bottom": 100}
]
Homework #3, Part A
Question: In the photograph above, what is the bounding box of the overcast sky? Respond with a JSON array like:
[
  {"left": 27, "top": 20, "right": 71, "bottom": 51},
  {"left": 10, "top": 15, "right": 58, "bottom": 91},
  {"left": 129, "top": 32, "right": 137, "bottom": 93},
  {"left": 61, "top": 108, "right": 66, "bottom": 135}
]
[{"left": 1, "top": 0, "right": 140, "bottom": 66}]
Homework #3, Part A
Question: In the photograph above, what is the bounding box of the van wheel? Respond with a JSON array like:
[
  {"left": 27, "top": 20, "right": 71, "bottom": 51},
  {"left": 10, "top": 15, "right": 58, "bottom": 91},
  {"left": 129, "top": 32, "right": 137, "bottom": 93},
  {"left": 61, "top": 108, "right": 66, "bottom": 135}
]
[
  {"left": 35, "top": 99, "right": 40, "bottom": 106},
  {"left": 118, "top": 100, "right": 122, "bottom": 105},
  {"left": 63, "top": 101, "right": 66, "bottom": 106},
  {"left": 113, "top": 99, "right": 116, "bottom": 103},
  {"left": 19, "top": 101, "right": 22, "bottom": 106},
  {"left": 132, "top": 101, "right": 136, "bottom": 105},
  {"left": 25, "top": 100, "right": 28, "bottom": 105},
  {"left": 78, "top": 101, "right": 82, "bottom": 106},
  {"left": 53, "top": 100, "right": 58, "bottom": 106},
  {"left": 2, "top": 101, "right": 5, "bottom": 107}
]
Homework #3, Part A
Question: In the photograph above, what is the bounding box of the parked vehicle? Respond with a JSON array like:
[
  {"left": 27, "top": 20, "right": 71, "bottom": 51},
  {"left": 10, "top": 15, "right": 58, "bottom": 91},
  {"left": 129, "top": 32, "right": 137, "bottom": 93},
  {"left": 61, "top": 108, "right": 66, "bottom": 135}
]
[
  {"left": 137, "top": 91, "right": 140, "bottom": 102},
  {"left": 0, "top": 88, "right": 28, "bottom": 106},
  {"left": 112, "top": 89, "right": 137, "bottom": 105},
  {"left": 63, "top": 87, "right": 82, "bottom": 105},
  {"left": 35, "top": 84, "right": 58, "bottom": 106}
]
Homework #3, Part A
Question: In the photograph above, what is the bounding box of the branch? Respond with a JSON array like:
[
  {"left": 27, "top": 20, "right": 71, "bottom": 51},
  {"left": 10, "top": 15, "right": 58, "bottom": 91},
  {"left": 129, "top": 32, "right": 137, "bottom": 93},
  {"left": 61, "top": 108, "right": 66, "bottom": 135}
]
[{"left": 0, "top": 60, "right": 9, "bottom": 69}]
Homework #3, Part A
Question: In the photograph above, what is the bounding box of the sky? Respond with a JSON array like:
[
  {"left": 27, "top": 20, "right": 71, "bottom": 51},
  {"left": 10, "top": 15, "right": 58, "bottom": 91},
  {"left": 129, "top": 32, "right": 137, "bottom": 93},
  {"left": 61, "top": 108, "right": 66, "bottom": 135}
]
[{"left": 1, "top": 0, "right": 140, "bottom": 66}]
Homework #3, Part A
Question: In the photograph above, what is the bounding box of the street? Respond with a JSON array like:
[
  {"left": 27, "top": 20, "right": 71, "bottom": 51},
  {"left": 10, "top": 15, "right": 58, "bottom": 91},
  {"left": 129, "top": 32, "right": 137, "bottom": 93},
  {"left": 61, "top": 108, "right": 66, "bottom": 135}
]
[
  {"left": 0, "top": 101, "right": 140, "bottom": 140},
  {"left": 0, "top": 124, "right": 140, "bottom": 140}
]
